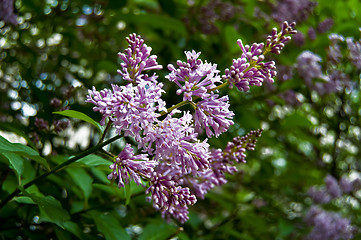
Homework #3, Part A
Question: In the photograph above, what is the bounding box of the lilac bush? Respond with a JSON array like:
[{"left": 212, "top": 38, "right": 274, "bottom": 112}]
[
  {"left": 305, "top": 175, "right": 360, "bottom": 239},
  {"left": 86, "top": 23, "right": 296, "bottom": 223}
]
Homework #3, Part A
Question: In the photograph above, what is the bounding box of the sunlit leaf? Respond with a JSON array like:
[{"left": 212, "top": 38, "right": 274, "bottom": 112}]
[{"left": 53, "top": 110, "right": 103, "bottom": 133}]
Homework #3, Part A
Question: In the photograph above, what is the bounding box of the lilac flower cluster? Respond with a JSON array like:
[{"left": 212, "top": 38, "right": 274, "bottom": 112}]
[
  {"left": 224, "top": 21, "right": 296, "bottom": 92},
  {"left": 184, "top": 0, "right": 242, "bottom": 35},
  {"left": 305, "top": 206, "right": 355, "bottom": 240},
  {"left": 0, "top": 0, "right": 18, "bottom": 25},
  {"left": 271, "top": 0, "right": 317, "bottom": 24},
  {"left": 87, "top": 24, "right": 293, "bottom": 223},
  {"left": 305, "top": 175, "right": 359, "bottom": 239},
  {"left": 296, "top": 31, "right": 361, "bottom": 95},
  {"left": 308, "top": 175, "right": 361, "bottom": 204},
  {"left": 184, "top": 129, "right": 263, "bottom": 199}
]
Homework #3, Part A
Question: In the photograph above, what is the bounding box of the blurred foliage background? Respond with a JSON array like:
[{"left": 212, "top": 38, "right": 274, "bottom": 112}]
[{"left": 1, "top": 0, "right": 361, "bottom": 239}]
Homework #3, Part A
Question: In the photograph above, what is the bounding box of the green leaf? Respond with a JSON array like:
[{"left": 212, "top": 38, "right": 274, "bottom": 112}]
[
  {"left": 64, "top": 221, "right": 89, "bottom": 240},
  {"left": 0, "top": 135, "right": 49, "bottom": 170},
  {"left": 76, "top": 154, "right": 111, "bottom": 167},
  {"left": 66, "top": 168, "right": 93, "bottom": 200},
  {"left": 53, "top": 110, "right": 103, "bottom": 133},
  {"left": 25, "top": 193, "right": 70, "bottom": 228},
  {"left": 139, "top": 221, "right": 178, "bottom": 240},
  {"left": 90, "top": 211, "right": 130, "bottom": 240},
  {"left": 13, "top": 196, "right": 35, "bottom": 204},
  {"left": 1, "top": 152, "right": 24, "bottom": 184}
]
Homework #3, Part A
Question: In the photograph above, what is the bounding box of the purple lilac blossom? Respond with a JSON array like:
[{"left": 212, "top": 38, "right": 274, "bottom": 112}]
[
  {"left": 339, "top": 177, "right": 354, "bottom": 194},
  {"left": 308, "top": 186, "right": 331, "bottom": 204},
  {"left": 146, "top": 173, "right": 197, "bottom": 223},
  {"left": 184, "top": 130, "right": 263, "bottom": 198},
  {"left": 271, "top": 0, "right": 317, "bottom": 23},
  {"left": 185, "top": 0, "right": 242, "bottom": 35},
  {"left": 34, "top": 117, "right": 49, "bottom": 130},
  {"left": 308, "top": 27, "right": 317, "bottom": 40},
  {"left": 328, "top": 34, "right": 344, "bottom": 64},
  {"left": 193, "top": 92, "right": 234, "bottom": 138},
  {"left": 317, "top": 18, "right": 334, "bottom": 33},
  {"left": 265, "top": 21, "right": 297, "bottom": 55},
  {"left": 279, "top": 90, "right": 302, "bottom": 106},
  {"left": 224, "top": 129, "right": 263, "bottom": 163},
  {"left": 224, "top": 21, "right": 296, "bottom": 92},
  {"left": 346, "top": 37, "right": 361, "bottom": 69},
  {"left": 117, "top": 33, "right": 163, "bottom": 83},
  {"left": 86, "top": 80, "right": 165, "bottom": 140},
  {"left": 305, "top": 206, "right": 355, "bottom": 240},
  {"left": 325, "top": 175, "right": 342, "bottom": 198},
  {"left": 0, "top": 0, "right": 18, "bottom": 25},
  {"left": 108, "top": 144, "right": 156, "bottom": 188},
  {"left": 87, "top": 33, "right": 270, "bottom": 223},
  {"left": 166, "top": 50, "right": 222, "bottom": 101},
  {"left": 224, "top": 41, "right": 276, "bottom": 91},
  {"left": 296, "top": 51, "right": 328, "bottom": 85},
  {"left": 293, "top": 32, "right": 305, "bottom": 46},
  {"left": 142, "top": 111, "right": 211, "bottom": 175}
]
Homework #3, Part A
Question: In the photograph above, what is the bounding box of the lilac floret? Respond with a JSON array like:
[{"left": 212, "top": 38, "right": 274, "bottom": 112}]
[
  {"left": 194, "top": 92, "right": 234, "bottom": 137},
  {"left": 117, "top": 33, "right": 163, "bottom": 83},
  {"left": 166, "top": 50, "right": 222, "bottom": 101},
  {"left": 146, "top": 173, "right": 197, "bottom": 223},
  {"left": 108, "top": 144, "right": 156, "bottom": 188}
]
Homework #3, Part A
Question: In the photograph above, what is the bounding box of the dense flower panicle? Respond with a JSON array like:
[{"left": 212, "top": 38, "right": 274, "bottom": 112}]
[
  {"left": 271, "top": 0, "right": 317, "bottom": 24},
  {"left": 194, "top": 93, "right": 234, "bottom": 137},
  {"left": 305, "top": 206, "right": 355, "bottom": 240},
  {"left": 166, "top": 50, "right": 222, "bottom": 101},
  {"left": 266, "top": 21, "right": 297, "bottom": 55},
  {"left": 0, "top": 0, "right": 18, "bottom": 25},
  {"left": 86, "top": 80, "right": 165, "bottom": 140},
  {"left": 87, "top": 33, "right": 270, "bottom": 223},
  {"left": 184, "top": 130, "right": 261, "bottom": 199},
  {"left": 146, "top": 173, "right": 197, "bottom": 223},
  {"left": 117, "top": 33, "right": 162, "bottom": 83},
  {"left": 224, "top": 22, "right": 295, "bottom": 92},
  {"left": 142, "top": 111, "right": 211, "bottom": 175},
  {"left": 108, "top": 144, "right": 156, "bottom": 188},
  {"left": 346, "top": 37, "right": 361, "bottom": 69},
  {"left": 224, "top": 129, "right": 263, "bottom": 163}
]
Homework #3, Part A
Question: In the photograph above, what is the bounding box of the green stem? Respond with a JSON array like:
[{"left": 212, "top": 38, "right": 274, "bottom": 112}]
[
  {"left": 0, "top": 135, "right": 122, "bottom": 209},
  {"left": 160, "top": 100, "right": 191, "bottom": 117}
]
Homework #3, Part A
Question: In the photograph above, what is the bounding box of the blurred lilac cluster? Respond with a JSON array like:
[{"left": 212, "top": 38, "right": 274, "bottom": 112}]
[
  {"left": 184, "top": 0, "right": 242, "bottom": 35},
  {"left": 305, "top": 175, "right": 360, "bottom": 239},
  {"left": 271, "top": 0, "right": 317, "bottom": 24},
  {"left": 0, "top": 0, "right": 18, "bottom": 25},
  {"left": 86, "top": 24, "right": 295, "bottom": 223},
  {"left": 296, "top": 32, "right": 361, "bottom": 95},
  {"left": 305, "top": 206, "right": 355, "bottom": 240}
]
